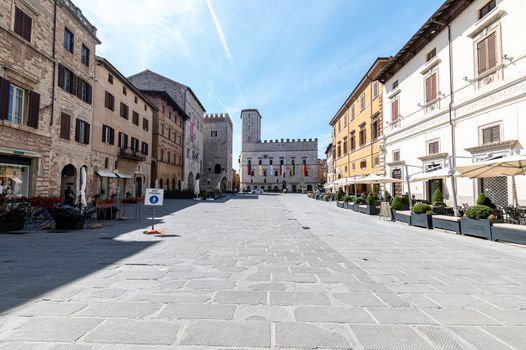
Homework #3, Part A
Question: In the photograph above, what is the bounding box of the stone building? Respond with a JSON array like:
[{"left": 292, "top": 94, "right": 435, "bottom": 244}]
[
  {"left": 128, "top": 70, "right": 204, "bottom": 192},
  {"left": 91, "top": 57, "right": 156, "bottom": 198},
  {"left": 202, "top": 113, "right": 233, "bottom": 192},
  {"left": 0, "top": 0, "right": 99, "bottom": 198},
  {"left": 239, "top": 109, "right": 318, "bottom": 192},
  {"left": 317, "top": 159, "right": 327, "bottom": 186},
  {"left": 232, "top": 169, "right": 240, "bottom": 192}
]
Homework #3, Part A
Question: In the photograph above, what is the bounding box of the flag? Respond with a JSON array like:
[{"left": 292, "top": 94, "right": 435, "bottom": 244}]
[
  {"left": 303, "top": 162, "right": 307, "bottom": 176},
  {"left": 280, "top": 163, "right": 283, "bottom": 176},
  {"left": 258, "top": 165, "right": 261, "bottom": 176},
  {"left": 247, "top": 161, "right": 251, "bottom": 176}
]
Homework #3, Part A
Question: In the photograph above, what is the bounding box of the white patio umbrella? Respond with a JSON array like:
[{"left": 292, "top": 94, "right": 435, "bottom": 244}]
[
  {"left": 354, "top": 173, "right": 403, "bottom": 184},
  {"left": 79, "top": 166, "right": 87, "bottom": 207},
  {"left": 409, "top": 167, "right": 459, "bottom": 183},
  {"left": 194, "top": 179, "right": 200, "bottom": 198},
  {"left": 456, "top": 155, "right": 526, "bottom": 207}
]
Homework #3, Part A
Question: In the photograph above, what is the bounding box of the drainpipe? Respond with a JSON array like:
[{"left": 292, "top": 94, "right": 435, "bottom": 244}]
[{"left": 50, "top": 0, "right": 58, "bottom": 126}]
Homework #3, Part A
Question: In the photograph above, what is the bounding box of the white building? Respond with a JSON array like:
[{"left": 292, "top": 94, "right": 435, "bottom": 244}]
[{"left": 377, "top": 0, "right": 526, "bottom": 207}]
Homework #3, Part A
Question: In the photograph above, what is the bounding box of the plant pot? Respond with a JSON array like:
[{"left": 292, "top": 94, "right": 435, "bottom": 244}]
[
  {"left": 391, "top": 209, "right": 411, "bottom": 225},
  {"left": 491, "top": 224, "right": 526, "bottom": 245},
  {"left": 460, "top": 217, "right": 492, "bottom": 240},
  {"left": 0, "top": 219, "right": 26, "bottom": 232},
  {"left": 366, "top": 205, "right": 378, "bottom": 215},
  {"left": 337, "top": 201, "right": 344, "bottom": 208},
  {"left": 355, "top": 205, "right": 368, "bottom": 214},
  {"left": 432, "top": 215, "right": 461, "bottom": 234},
  {"left": 55, "top": 218, "right": 85, "bottom": 230},
  {"left": 411, "top": 213, "right": 433, "bottom": 229}
]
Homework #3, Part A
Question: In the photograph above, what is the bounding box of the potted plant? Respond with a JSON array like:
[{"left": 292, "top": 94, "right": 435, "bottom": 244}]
[
  {"left": 411, "top": 203, "right": 433, "bottom": 229},
  {"left": 53, "top": 207, "right": 85, "bottom": 230},
  {"left": 336, "top": 189, "right": 345, "bottom": 208},
  {"left": 323, "top": 194, "right": 330, "bottom": 202},
  {"left": 460, "top": 199, "right": 494, "bottom": 240},
  {"left": 0, "top": 206, "right": 27, "bottom": 232},
  {"left": 430, "top": 189, "right": 447, "bottom": 215},
  {"left": 343, "top": 195, "right": 353, "bottom": 209},
  {"left": 353, "top": 196, "right": 364, "bottom": 213},
  {"left": 390, "top": 197, "right": 411, "bottom": 224},
  {"left": 365, "top": 192, "right": 378, "bottom": 215}
]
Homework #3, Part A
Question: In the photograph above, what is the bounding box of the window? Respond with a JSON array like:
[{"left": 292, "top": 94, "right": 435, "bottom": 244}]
[
  {"left": 343, "top": 137, "right": 348, "bottom": 154},
  {"left": 14, "top": 7, "right": 32, "bottom": 42},
  {"left": 482, "top": 125, "right": 500, "bottom": 144},
  {"left": 134, "top": 96, "right": 138, "bottom": 104},
  {"left": 75, "top": 119, "right": 90, "bottom": 144},
  {"left": 360, "top": 160, "right": 367, "bottom": 169},
  {"left": 102, "top": 125, "right": 114, "bottom": 144},
  {"left": 427, "top": 140, "right": 440, "bottom": 155},
  {"left": 132, "top": 111, "right": 139, "bottom": 125},
  {"left": 161, "top": 123, "right": 165, "bottom": 136},
  {"left": 120, "top": 102, "right": 129, "bottom": 119},
  {"left": 359, "top": 124, "right": 366, "bottom": 146},
  {"left": 143, "top": 118, "right": 149, "bottom": 131},
  {"left": 76, "top": 78, "right": 92, "bottom": 104},
  {"left": 118, "top": 132, "right": 128, "bottom": 149},
  {"left": 392, "top": 80, "right": 399, "bottom": 89},
  {"left": 350, "top": 131, "right": 356, "bottom": 151},
  {"left": 64, "top": 27, "right": 74, "bottom": 53},
  {"left": 373, "top": 156, "right": 380, "bottom": 166},
  {"left": 81, "top": 44, "right": 90, "bottom": 66},
  {"left": 160, "top": 149, "right": 164, "bottom": 162},
  {"left": 58, "top": 64, "right": 73, "bottom": 93},
  {"left": 122, "top": 86, "right": 127, "bottom": 96},
  {"left": 373, "top": 81, "right": 379, "bottom": 98},
  {"left": 425, "top": 73, "right": 438, "bottom": 103},
  {"left": 141, "top": 142, "right": 148, "bottom": 155},
  {"left": 337, "top": 143, "right": 341, "bottom": 158},
  {"left": 479, "top": 0, "right": 496, "bottom": 19},
  {"left": 211, "top": 130, "right": 218, "bottom": 137},
  {"left": 7, "top": 84, "right": 24, "bottom": 125},
  {"left": 168, "top": 128, "right": 171, "bottom": 140},
  {"left": 343, "top": 112, "right": 347, "bottom": 126},
  {"left": 371, "top": 117, "right": 379, "bottom": 140},
  {"left": 131, "top": 137, "right": 139, "bottom": 151},
  {"left": 393, "top": 150, "right": 400, "bottom": 162},
  {"left": 338, "top": 119, "right": 341, "bottom": 132},
  {"left": 214, "top": 164, "right": 222, "bottom": 174},
  {"left": 360, "top": 93, "right": 366, "bottom": 111},
  {"left": 391, "top": 98, "right": 400, "bottom": 122},
  {"left": 104, "top": 92, "right": 115, "bottom": 110},
  {"left": 108, "top": 74, "right": 113, "bottom": 84},
  {"left": 351, "top": 105, "right": 355, "bottom": 119},
  {"left": 426, "top": 48, "right": 437, "bottom": 62},
  {"left": 60, "top": 113, "right": 71, "bottom": 140},
  {"left": 477, "top": 32, "right": 497, "bottom": 75}
]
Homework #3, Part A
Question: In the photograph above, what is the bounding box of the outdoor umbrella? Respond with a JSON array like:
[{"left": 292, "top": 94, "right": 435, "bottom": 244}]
[
  {"left": 79, "top": 167, "right": 87, "bottom": 207},
  {"left": 354, "top": 174, "right": 403, "bottom": 184},
  {"left": 194, "top": 179, "right": 200, "bottom": 198},
  {"left": 409, "top": 167, "right": 458, "bottom": 183},
  {"left": 456, "top": 155, "right": 526, "bottom": 207}
]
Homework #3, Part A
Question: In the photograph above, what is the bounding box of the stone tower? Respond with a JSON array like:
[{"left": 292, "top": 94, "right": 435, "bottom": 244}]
[{"left": 241, "top": 109, "right": 262, "bottom": 146}]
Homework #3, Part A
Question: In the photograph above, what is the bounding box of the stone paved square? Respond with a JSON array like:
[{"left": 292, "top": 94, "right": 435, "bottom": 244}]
[{"left": 0, "top": 196, "right": 526, "bottom": 349}]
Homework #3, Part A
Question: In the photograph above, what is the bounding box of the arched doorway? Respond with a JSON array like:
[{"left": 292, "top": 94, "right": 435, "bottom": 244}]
[
  {"left": 61, "top": 164, "right": 77, "bottom": 203},
  {"left": 220, "top": 176, "right": 227, "bottom": 192},
  {"left": 187, "top": 172, "right": 194, "bottom": 191},
  {"left": 214, "top": 164, "right": 222, "bottom": 174},
  {"left": 291, "top": 184, "right": 297, "bottom": 193},
  {"left": 178, "top": 180, "right": 182, "bottom": 191},
  {"left": 135, "top": 177, "right": 142, "bottom": 197},
  {"left": 282, "top": 181, "right": 287, "bottom": 190}
]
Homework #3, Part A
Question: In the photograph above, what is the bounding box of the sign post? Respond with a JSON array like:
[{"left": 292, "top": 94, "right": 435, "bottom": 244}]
[{"left": 144, "top": 188, "right": 164, "bottom": 235}]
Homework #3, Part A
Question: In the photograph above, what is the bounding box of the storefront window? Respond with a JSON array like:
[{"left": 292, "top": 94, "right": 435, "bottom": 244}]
[{"left": 0, "top": 163, "right": 30, "bottom": 197}]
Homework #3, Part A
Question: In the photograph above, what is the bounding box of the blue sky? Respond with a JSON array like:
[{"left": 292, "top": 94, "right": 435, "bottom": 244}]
[{"left": 76, "top": 0, "right": 443, "bottom": 165}]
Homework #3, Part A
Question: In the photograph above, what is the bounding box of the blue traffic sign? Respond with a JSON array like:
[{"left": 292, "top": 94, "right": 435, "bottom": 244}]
[{"left": 149, "top": 195, "right": 159, "bottom": 204}]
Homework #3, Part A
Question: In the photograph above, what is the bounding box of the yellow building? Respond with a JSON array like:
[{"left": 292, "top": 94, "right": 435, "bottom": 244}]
[{"left": 329, "top": 58, "right": 389, "bottom": 195}]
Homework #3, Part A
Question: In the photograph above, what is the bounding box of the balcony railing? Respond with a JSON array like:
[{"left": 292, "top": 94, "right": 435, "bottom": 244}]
[{"left": 118, "top": 148, "right": 145, "bottom": 161}]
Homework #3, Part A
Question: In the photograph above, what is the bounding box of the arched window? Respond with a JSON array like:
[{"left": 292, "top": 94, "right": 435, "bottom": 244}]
[
  {"left": 104, "top": 158, "right": 109, "bottom": 169},
  {"left": 168, "top": 128, "right": 171, "bottom": 140},
  {"left": 161, "top": 123, "right": 165, "bottom": 136},
  {"left": 214, "top": 164, "right": 221, "bottom": 174},
  {"left": 160, "top": 149, "right": 164, "bottom": 162},
  {"left": 167, "top": 152, "right": 171, "bottom": 164}
]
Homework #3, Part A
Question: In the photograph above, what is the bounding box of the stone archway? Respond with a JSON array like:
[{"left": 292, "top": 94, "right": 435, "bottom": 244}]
[
  {"left": 220, "top": 176, "right": 227, "bottom": 192},
  {"left": 60, "top": 164, "right": 77, "bottom": 204},
  {"left": 187, "top": 172, "right": 194, "bottom": 191}
]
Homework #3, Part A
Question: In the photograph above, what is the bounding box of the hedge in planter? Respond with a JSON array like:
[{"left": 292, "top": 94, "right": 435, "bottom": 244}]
[
  {"left": 53, "top": 207, "right": 85, "bottom": 230},
  {"left": 390, "top": 197, "right": 411, "bottom": 224},
  {"left": 343, "top": 195, "right": 353, "bottom": 209},
  {"left": 460, "top": 204, "right": 493, "bottom": 240},
  {"left": 431, "top": 189, "right": 447, "bottom": 215},
  {"left": 365, "top": 193, "right": 378, "bottom": 215},
  {"left": 0, "top": 206, "right": 26, "bottom": 232},
  {"left": 411, "top": 203, "right": 433, "bottom": 229}
]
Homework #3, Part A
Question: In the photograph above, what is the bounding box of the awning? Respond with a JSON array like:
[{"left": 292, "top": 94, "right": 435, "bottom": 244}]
[
  {"left": 10, "top": 176, "right": 22, "bottom": 184},
  {"left": 354, "top": 173, "right": 403, "bottom": 184},
  {"left": 409, "top": 167, "right": 458, "bottom": 183},
  {"left": 455, "top": 155, "right": 526, "bottom": 178},
  {"left": 96, "top": 171, "right": 118, "bottom": 178},
  {"left": 116, "top": 173, "right": 133, "bottom": 179}
]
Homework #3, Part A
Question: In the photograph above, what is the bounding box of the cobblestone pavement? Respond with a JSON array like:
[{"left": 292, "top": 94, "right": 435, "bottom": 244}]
[{"left": 1, "top": 194, "right": 526, "bottom": 349}]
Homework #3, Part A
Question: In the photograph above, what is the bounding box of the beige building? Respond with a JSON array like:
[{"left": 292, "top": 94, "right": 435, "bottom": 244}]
[
  {"left": 91, "top": 57, "right": 156, "bottom": 198},
  {"left": 0, "top": 0, "right": 99, "bottom": 199}
]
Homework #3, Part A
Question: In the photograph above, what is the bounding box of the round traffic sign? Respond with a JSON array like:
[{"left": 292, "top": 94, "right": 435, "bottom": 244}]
[{"left": 149, "top": 195, "right": 159, "bottom": 204}]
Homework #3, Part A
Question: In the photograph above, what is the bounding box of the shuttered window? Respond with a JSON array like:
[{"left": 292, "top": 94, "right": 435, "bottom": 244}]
[
  {"left": 393, "top": 150, "right": 400, "bottom": 162},
  {"left": 482, "top": 125, "right": 500, "bottom": 145},
  {"left": 64, "top": 27, "right": 74, "bottom": 53},
  {"left": 391, "top": 98, "right": 399, "bottom": 122},
  {"left": 14, "top": 7, "right": 32, "bottom": 42},
  {"left": 131, "top": 137, "right": 139, "bottom": 151},
  {"left": 132, "top": 111, "right": 139, "bottom": 125},
  {"left": 74, "top": 119, "right": 90, "bottom": 145},
  {"left": 0, "top": 77, "right": 10, "bottom": 121},
  {"left": 104, "top": 91, "right": 115, "bottom": 110},
  {"left": 120, "top": 102, "right": 129, "bottom": 119},
  {"left": 27, "top": 91, "right": 39, "bottom": 128},
  {"left": 428, "top": 140, "right": 440, "bottom": 155},
  {"left": 102, "top": 125, "right": 114, "bottom": 144},
  {"left": 141, "top": 142, "right": 149, "bottom": 155},
  {"left": 76, "top": 78, "right": 92, "bottom": 104},
  {"left": 350, "top": 131, "right": 356, "bottom": 151},
  {"left": 60, "top": 113, "right": 71, "bottom": 140},
  {"left": 425, "top": 73, "right": 437, "bottom": 103},
  {"left": 81, "top": 44, "right": 90, "bottom": 66},
  {"left": 142, "top": 118, "right": 149, "bottom": 131},
  {"left": 118, "top": 132, "right": 128, "bottom": 149},
  {"left": 477, "top": 32, "right": 497, "bottom": 74},
  {"left": 360, "top": 93, "right": 366, "bottom": 111}
]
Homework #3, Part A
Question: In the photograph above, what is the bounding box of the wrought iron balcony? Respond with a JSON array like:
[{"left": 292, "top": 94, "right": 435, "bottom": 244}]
[{"left": 118, "top": 148, "right": 145, "bottom": 161}]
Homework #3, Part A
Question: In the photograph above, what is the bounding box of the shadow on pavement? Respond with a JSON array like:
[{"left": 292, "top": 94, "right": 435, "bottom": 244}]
[{"left": 0, "top": 198, "right": 201, "bottom": 314}]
